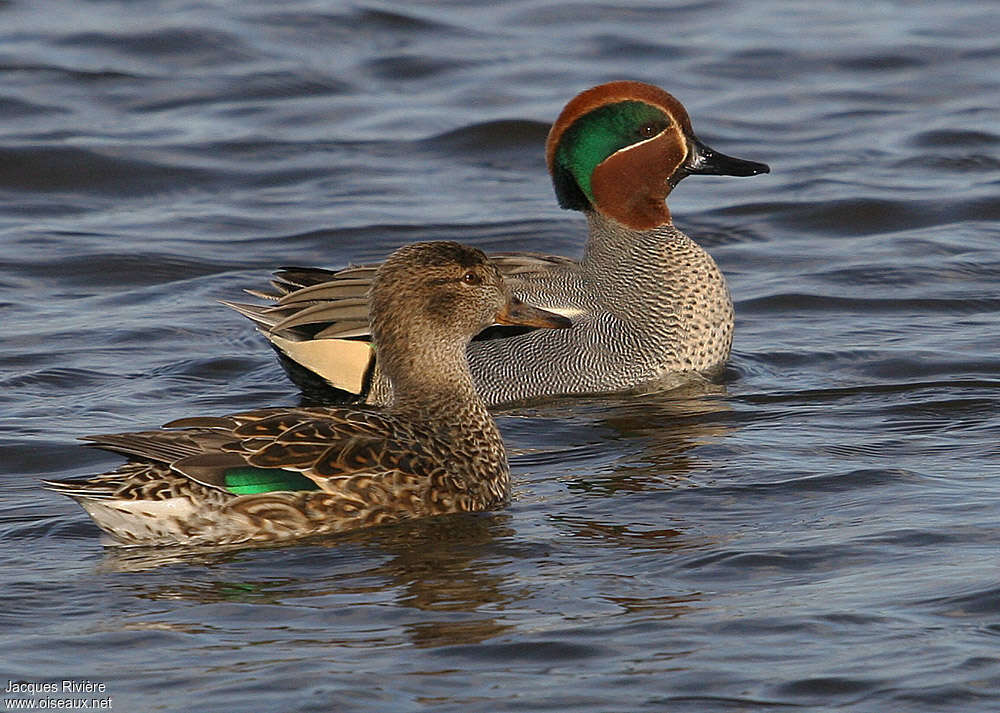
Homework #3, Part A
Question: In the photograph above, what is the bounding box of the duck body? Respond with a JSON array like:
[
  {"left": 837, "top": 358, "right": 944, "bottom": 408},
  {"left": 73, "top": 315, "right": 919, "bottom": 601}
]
[
  {"left": 464, "top": 214, "right": 733, "bottom": 404},
  {"left": 229, "top": 81, "right": 768, "bottom": 406},
  {"left": 50, "top": 406, "right": 505, "bottom": 546},
  {"left": 46, "top": 242, "right": 570, "bottom": 546}
]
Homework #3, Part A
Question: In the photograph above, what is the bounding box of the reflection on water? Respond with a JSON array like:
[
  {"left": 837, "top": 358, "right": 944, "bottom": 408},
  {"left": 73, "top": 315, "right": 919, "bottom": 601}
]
[
  {"left": 101, "top": 514, "right": 522, "bottom": 647},
  {"left": 514, "top": 384, "right": 734, "bottom": 495}
]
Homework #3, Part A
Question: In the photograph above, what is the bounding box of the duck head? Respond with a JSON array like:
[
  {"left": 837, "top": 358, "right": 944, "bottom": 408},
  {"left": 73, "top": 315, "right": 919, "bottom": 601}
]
[
  {"left": 546, "top": 81, "right": 770, "bottom": 230},
  {"left": 370, "top": 241, "right": 572, "bottom": 355}
]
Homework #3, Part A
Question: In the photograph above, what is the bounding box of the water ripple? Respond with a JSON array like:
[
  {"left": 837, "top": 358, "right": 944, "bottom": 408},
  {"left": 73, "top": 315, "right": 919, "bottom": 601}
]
[{"left": 1, "top": 1, "right": 999, "bottom": 711}]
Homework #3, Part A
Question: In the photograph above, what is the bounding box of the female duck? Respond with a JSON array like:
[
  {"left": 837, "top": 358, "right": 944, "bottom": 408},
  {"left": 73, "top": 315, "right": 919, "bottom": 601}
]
[
  {"left": 229, "top": 81, "right": 769, "bottom": 405},
  {"left": 45, "top": 242, "right": 570, "bottom": 546}
]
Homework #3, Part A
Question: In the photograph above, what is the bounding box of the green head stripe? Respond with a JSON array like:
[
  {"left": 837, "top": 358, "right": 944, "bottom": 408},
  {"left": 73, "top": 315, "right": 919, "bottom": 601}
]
[
  {"left": 553, "top": 100, "right": 670, "bottom": 208},
  {"left": 224, "top": 467, "right": 321, "bottom": 494}
]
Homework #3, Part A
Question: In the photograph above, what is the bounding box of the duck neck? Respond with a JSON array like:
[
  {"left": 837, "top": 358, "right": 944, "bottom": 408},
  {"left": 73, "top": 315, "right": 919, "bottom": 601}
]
[
  {"left": 377, "top": 325, "right": 509, "bottom": 505},
  {"left": 581, "top": 209, "right": 686, "bottom": 284},
  {"left": 578, "top": 209, "right": 733, "bottom": 367},
  {"left": 381, "top": 331, "right": 496, "bottom": 431}
]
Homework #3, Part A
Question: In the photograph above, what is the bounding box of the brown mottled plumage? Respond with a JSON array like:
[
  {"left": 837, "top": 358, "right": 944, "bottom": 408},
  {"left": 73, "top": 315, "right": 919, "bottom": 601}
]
[
  {"left": 224, "top": 81, "right": 769, "bottom": 406},
  {"left": 44, "top": 242, "right": 571, "bottom": 546}
]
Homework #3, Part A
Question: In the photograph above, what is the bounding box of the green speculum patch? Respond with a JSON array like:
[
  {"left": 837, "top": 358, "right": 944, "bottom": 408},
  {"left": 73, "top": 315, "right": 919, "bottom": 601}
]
[
  {"left": 224, "top": 467, "right": 321, "bottom": 494},
  {"left": 554, "top": 101, "right": 669, "bottom": 205}
]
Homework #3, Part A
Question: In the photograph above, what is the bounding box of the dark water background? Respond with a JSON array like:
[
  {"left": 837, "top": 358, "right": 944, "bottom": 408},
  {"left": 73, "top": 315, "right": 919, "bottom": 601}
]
[{"left": 2, "top": 1, "right": 999, "bottom": 711}]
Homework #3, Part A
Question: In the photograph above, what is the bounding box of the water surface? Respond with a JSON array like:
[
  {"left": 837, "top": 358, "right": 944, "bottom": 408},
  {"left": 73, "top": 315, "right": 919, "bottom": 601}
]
[{"left": 2, "top": 1, "right": 999, "bottom": 711}]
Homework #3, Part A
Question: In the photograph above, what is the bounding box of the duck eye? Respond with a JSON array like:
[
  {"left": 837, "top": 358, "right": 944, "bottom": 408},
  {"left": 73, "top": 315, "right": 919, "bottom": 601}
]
[
  {"left": 639, "top": 122, "right": 660, "bottom": 139},
  {"left": 462, "top": 271, "right": 481, "bottom": 285}
]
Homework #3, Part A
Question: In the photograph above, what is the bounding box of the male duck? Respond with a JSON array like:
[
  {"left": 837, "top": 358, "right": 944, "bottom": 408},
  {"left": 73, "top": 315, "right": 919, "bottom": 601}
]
[
  {"left": 228, "top": 81, "right": 769, "bottom": 406},
  {"left": 45, "top": 242, "right": 570, "bottom": 546}
]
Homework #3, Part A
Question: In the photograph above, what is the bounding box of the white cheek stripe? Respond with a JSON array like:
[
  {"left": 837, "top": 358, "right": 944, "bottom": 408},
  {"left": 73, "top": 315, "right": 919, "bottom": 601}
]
[
  {"left": 605, "top": 128, "right": 685, "bottom": 163},
  {"left": 610, "top": 132, "right": 660, "bottom": 158}
]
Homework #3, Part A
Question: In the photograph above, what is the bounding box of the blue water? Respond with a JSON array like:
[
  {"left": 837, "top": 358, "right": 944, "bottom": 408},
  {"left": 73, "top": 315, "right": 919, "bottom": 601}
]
[{"left": 2, "top": 1, "right": 999, "bottom": 711}]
